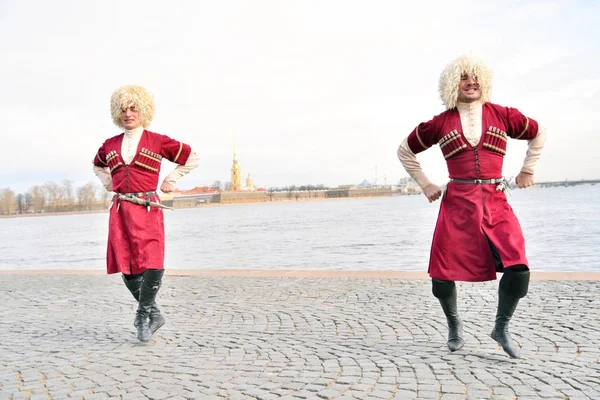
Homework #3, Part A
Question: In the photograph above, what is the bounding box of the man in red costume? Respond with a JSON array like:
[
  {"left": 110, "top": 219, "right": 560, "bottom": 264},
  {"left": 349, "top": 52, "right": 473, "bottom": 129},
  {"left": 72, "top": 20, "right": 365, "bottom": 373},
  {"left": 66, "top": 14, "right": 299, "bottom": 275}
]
[
  {"left": 93, "top": 85, "right": 199, "bottom": 342},
  {"left": 398, "top": 54, "right": 547, "bottom": 358}
]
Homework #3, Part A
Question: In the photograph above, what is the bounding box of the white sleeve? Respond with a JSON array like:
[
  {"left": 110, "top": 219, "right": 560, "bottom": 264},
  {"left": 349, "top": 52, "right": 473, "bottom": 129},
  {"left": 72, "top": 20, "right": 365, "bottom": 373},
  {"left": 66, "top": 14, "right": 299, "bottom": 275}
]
[
  {"left": 397, "top": 138, "right": 433, "bottom": 190},
  {"left": 164, "top": 151, "right": 200, "bottom": 185},
  {"left": 520, "top": 124, "right": 547, "bottom": 174},
  {"left": 93, "top": 165, "right": 113, "bottom": 191}
]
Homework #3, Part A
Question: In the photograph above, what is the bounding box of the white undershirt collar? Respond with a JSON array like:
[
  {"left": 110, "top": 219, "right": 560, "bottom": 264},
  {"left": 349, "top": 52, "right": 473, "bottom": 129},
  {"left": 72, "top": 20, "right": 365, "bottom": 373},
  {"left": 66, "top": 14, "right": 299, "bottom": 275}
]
[
  {"left": 456, "top": 100, "right": 483, "bottom": 146},
  {"left": 122, "top": 126, "right": 145, "bottom": 164}
]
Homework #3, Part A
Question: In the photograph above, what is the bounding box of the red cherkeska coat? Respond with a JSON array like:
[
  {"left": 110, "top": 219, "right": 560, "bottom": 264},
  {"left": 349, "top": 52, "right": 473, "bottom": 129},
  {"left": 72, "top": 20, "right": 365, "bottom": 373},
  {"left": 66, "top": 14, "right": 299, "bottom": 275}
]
[
  {"left": 93, "top": 130, "right": 191, "bottom": 275},
  {"left": 406, "top": 103, "right": 540, "bottom": 282}
]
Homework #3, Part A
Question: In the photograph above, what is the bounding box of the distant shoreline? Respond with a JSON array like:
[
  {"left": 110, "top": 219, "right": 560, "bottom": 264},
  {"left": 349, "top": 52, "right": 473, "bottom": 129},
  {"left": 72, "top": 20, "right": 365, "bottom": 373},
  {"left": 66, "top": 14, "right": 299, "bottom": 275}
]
[
  {"left": 2, "top": 183, "right": 597, "bottom": 219},
  {"left": 0, "top": 209, "right": 109, "bottom": 219},
  {"left": 0, "top": 195, "right": 389, "bottom": 219}
]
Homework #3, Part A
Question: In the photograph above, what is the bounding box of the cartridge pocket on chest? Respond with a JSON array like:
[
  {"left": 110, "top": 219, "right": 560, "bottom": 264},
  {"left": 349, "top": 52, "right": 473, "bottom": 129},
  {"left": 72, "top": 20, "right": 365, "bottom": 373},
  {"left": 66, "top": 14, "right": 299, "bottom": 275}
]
[
  {"left": 135, "top": 148, "right": 163, "bottom": 172},
  {"left": 439, "top": 130, "right": 468, "bottom": 159},
  {"left": 106, "top": 150, "right": 123, "bottom": 172},
  {"left": 483, "top": 126, "right": 507, "bottom": 155}
]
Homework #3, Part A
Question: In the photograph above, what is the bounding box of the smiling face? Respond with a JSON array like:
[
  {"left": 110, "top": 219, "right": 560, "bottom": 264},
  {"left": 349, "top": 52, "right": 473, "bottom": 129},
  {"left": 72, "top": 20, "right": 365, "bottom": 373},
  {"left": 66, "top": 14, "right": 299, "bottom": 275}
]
[
  {"left": 457, "top": 73, "right": 481, "bottom": 103},
  {"left": 119, "top": 105, "right": 143, "bottom": 130}
]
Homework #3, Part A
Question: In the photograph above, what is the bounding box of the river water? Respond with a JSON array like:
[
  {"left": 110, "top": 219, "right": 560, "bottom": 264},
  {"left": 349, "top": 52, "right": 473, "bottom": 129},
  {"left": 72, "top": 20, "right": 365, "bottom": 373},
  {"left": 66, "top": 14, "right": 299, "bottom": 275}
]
[{"left": 1, "top": 185, "right": 598, "bottom": 272}]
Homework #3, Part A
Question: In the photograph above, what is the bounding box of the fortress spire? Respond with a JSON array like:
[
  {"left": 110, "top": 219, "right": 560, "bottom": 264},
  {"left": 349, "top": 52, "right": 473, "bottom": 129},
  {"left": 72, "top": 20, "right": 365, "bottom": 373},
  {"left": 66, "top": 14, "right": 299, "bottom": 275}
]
[{"left": 230, "top": 122, "right": 242, "bottom": 191}]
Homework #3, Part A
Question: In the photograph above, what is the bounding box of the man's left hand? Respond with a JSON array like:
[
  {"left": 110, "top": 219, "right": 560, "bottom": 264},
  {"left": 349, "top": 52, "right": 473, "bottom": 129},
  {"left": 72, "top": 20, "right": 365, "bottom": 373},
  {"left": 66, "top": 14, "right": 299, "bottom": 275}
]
[
  {"left": 160, "top": 180, "right": 176, "bottom": 193},
  {"left": 515, "top": 171, "right": 535, "bottom": 189}
]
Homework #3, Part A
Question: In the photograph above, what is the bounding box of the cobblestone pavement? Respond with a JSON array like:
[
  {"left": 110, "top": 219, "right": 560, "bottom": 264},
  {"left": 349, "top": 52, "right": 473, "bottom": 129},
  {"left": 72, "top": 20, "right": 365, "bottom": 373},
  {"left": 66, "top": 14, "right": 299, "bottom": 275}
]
[{"left": 1, "top": 274, "right": 599, "bottom": 399}]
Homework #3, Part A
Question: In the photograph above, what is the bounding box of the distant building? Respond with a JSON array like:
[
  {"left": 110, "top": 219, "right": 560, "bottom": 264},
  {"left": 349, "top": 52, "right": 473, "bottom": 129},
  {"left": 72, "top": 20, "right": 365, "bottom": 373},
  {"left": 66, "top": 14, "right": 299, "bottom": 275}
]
[
  {"left": 229, "top": 137, "right": 258, "bottom": 192},
  {"left": 230, "top": 139, "right": 242, "bottom": 191},
  {"left": 396, "top": 176, "right": 422, "bottom": 194},
  {"left": 246, "top": 173, "right": 256, "bottom": 191},
  {"left": 357, "top": 179, "right": 372, "bottom": 188}
]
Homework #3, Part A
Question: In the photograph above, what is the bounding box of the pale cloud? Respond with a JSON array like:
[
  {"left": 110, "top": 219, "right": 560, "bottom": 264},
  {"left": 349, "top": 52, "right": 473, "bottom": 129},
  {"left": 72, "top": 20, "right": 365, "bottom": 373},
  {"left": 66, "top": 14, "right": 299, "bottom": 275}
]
[{"left": 0, "top": 0, "right": 598, "bottom": 194}]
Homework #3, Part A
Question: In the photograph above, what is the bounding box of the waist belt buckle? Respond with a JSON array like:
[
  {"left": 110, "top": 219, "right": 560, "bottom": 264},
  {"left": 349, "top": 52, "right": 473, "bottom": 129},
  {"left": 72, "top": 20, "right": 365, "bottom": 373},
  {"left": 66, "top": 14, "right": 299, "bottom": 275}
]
[
  {"left": 496, "top": 178, "right": 507, "bottom": 192},
  {"left": 474, "top": 179, "right": 483, "bottom": 184}
]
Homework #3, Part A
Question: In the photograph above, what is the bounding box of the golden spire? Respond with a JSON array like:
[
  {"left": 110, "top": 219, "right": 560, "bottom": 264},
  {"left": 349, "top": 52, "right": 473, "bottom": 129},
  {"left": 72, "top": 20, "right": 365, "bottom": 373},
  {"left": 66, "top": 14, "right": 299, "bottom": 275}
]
[{"left": 230, "top": 121, "right": 242, "bottom": 191}]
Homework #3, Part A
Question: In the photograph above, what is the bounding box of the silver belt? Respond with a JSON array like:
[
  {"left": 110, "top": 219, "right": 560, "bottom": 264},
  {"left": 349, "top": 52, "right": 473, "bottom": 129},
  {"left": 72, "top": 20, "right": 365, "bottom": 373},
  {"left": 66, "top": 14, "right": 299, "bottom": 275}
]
[
  {"left": 119, "top": 191, "right": 157, "bottom": 197},
  {"left": 450, "top": 178, "right": 503, "bottom": 184},
  {"left": 450, "top": 177, "right": 509, "bottom": 192}
]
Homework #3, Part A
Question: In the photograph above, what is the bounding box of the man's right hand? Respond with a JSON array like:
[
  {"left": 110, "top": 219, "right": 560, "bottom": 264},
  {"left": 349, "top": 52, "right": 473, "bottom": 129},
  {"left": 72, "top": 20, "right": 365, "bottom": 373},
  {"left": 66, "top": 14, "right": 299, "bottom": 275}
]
[
  {"left": 423, "top": 184, "right": 442, "bottom": 203},
  {"left": 160, "top": 180, "right": 176, "bottom": 193}
]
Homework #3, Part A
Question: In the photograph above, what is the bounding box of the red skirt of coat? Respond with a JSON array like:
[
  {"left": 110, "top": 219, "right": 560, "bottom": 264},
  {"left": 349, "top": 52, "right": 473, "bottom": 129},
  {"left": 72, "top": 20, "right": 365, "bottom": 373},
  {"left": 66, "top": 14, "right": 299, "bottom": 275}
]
[
  {"left": 106, "top": 194, "right": 165, "bottom": 275},
  {"left": 428, "top": 182, "right": 528, "bottom": 282}
]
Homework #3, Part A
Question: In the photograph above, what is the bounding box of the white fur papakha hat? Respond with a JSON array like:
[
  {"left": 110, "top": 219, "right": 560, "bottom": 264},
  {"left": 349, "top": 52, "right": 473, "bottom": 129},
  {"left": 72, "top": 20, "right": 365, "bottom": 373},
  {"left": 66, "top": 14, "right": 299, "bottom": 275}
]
[
  {"left": 438, "top": 54, "right": 493, "bottom": 110},
  {"left": 110, "top": 85, "right": 156, "bottom": 129}
]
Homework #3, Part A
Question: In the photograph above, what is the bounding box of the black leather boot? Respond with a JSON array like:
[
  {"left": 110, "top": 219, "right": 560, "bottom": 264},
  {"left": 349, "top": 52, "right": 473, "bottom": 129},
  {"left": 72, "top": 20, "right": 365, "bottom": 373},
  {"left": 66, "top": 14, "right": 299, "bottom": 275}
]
[
  {"left": 432, "top": 279, "right": 464, "bottom": 351},
  {"left": 122, "top": 274, "right": 142, "bottom": 301},
  {"left": 491, "top": 268, "right": 530, "bottom": 358},
  {"left": 122, "top": 274, "right": 164, "bottom": 334},
  {"left": 136, "top": 269, "right": 165, "bottom": 342},
  {"left": 149, "top": 303, "right": 165, "bottom": 334}
]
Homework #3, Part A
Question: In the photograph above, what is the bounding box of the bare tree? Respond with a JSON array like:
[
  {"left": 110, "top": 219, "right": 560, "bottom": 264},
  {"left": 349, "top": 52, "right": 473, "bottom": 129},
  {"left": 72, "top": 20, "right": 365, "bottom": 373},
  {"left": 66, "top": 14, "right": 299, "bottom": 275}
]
[
  {"left": 23, "top": 192, "right": 33, "bottom": 214},
  {"left": 77, "top": 182, "right": 97, "bottom": 211},
  {"left": 24, "top": 192, "right": 33, "bottom": 212},
  {"left": 42, "top": 181, "right": 62, "bottom": 212},
  {"left": 0, "top": 188, "right": 17, "bottom": 214},
  {"left": 95, "top": 185, "right": 112, "bottom": 208},
  {"left": 16, "top": 193, "right": 26, "bottom": 214},
  {"left": 29, "top": 185, "right": 46, "bottom": 213},
  {"left": 62, "top": 179, "right": 75, "bottom": 211}
]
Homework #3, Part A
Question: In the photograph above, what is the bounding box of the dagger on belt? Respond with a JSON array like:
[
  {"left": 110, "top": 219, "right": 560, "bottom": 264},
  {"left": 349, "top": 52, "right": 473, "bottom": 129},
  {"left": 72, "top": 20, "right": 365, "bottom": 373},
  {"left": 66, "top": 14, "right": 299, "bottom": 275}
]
[{"left": 116, "top": 193, "right": 174, "bottom": 211}]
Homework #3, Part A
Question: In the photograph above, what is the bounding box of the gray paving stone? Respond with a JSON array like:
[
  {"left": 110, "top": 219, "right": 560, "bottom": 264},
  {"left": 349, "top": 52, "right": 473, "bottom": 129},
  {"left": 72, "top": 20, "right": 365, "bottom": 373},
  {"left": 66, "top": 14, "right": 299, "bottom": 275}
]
[
  {"left": 0, "top": 276, "right": 598, "bottom": 400},
  {"left": 256, "top": 393, "right": 281, "bottom": 400},
  {"left": 227, "top": 394, "right": 254, "bottom": 400},
  {"left": 466, "top": 391, "right": 491, "bottom": 400},
  {"left": 439, "top": 395, "right": 468, "bottom": 400},
  {"left": 392, "top": 390, "right": 418, "bottom": 399},
  {"left": 368, "top": 389, "right": 395, "bottom": 399},
  {"left": 69, "top": 388, "right": 95, "bottom": 397},
  {"left": 83, "top": 394, "right": 112, "bottom": 400},
  {"left": 441, "top": 384, "right": 465, "bottom": 394},
  {"left": 416, "top": 391, "right": 439, "bottom": 399},
  {"left": 350, "top": 383, "right": 372, "bottom": 391}
]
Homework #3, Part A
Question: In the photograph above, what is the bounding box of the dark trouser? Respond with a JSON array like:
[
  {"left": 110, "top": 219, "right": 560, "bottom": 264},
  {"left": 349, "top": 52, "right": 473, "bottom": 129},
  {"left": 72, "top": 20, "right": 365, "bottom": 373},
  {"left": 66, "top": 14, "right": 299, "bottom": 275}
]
[
  {"left": 432, "top": 279, "right": 464, "bottom": 351},
  {"left": 122, "top": 269, "right": 166, "bottom": 342},
  {"left": 491, "top": 265, "right": 530, "bottom": 358}
]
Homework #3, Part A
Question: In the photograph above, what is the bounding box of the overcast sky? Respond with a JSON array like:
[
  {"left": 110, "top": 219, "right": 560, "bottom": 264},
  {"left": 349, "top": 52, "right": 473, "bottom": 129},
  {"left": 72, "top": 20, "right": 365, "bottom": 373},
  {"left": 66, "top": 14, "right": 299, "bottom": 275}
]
[{"left": 1, "top": 0, "right": 598, "bottom": 194}]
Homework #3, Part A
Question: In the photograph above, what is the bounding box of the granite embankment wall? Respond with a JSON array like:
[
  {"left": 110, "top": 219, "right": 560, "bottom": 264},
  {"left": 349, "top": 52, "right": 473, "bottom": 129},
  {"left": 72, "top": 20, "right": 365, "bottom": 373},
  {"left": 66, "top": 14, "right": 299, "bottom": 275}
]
[{"left": 166, "top": 188, "right": 393, "bottom": 208}]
